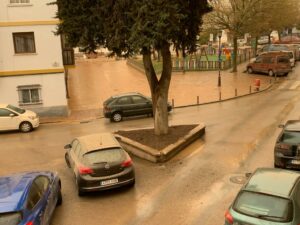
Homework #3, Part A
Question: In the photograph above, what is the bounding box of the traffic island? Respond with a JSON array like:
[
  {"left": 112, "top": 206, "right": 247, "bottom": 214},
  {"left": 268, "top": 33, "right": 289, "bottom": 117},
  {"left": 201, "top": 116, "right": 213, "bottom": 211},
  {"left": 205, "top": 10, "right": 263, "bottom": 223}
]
[{"left": 114, "top": 123, "right": 205, "bottom": 163}]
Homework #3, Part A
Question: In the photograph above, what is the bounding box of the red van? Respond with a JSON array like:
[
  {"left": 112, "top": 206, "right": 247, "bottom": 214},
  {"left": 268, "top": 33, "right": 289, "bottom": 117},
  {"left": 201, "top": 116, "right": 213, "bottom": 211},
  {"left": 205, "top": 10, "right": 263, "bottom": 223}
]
[{"left": 247, "top": 53, "right": 291, "bottom": 76}]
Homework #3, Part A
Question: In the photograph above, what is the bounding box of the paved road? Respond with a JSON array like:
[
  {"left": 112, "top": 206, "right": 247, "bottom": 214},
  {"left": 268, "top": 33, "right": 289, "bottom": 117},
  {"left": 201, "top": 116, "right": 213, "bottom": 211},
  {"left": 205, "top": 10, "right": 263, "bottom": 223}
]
[{"left": 1, "top": 65, "right": 300, "bottom": 225}]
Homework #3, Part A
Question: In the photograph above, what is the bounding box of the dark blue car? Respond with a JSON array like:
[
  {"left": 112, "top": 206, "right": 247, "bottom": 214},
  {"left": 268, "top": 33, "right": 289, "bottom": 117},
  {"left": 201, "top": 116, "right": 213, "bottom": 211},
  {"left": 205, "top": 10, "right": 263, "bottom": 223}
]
[{"left": 0, "top": 171, "right": 62, "bottom": 225}]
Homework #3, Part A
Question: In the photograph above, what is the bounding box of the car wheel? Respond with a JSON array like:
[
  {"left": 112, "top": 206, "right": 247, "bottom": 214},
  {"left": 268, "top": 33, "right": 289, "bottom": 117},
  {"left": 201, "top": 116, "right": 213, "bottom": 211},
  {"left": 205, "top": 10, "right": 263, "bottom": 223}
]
[
  {"left": 112, "top": 112, "right": 122, "bottom": 122},
  {"left": 268, "top": 70, "right": 274, "bottom": 77},
  {"left": 19, "top": 122, "right": 32, "bottom": 132},
  {"left": 247, "top": 67, "right": 253, "bottom": 74},
  {"left": 56, "top": 188, "right": 62, "bottom": 206},
  {"left": 65, "top": 153, "right": 71, "bottom": 168}
]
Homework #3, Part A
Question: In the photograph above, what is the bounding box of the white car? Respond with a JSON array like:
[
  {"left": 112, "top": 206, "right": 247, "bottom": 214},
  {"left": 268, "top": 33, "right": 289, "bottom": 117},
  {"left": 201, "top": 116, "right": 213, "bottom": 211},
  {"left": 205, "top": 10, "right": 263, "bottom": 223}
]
[{"left": 0, "top": 104, "right": 39, "bottom": 132}]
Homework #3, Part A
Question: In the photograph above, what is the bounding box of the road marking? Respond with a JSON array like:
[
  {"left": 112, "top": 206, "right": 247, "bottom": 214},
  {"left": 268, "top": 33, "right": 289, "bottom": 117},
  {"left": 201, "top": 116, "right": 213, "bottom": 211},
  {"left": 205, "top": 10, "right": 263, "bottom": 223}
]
[{"left": 289, "top": 81, "right": 300, "bottom": 90}]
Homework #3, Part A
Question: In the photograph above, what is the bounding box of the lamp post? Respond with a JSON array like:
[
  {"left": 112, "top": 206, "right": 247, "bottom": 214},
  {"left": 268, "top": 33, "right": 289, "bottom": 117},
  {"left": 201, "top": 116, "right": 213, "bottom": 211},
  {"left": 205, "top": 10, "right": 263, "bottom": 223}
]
[{"left": 218, "top": 31, "right": 222, "bottom": 87}]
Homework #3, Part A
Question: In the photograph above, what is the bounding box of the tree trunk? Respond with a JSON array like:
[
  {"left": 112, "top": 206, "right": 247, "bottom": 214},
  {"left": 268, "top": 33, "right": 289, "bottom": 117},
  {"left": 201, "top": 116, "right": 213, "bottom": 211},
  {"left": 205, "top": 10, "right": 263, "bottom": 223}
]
[
  {"left": 142, "top": 42, "right": 172, "bottom": 135},
  {"left": 232, "top": 35, "right": 238, "bottom": 72}
]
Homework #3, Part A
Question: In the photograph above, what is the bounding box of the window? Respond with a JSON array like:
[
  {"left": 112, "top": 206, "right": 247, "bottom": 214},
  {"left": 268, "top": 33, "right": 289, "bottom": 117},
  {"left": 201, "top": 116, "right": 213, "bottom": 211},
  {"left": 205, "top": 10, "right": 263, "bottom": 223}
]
[
  {"left": 13, "top": 32, "right": 35, "bottom": 54},
  {"left": 0, "top": 109, "right": 14, "bottom": 117},
  {"left": 26, "top": 183, "right": 42, "bottom": 210},
  {"left": 10, "top": 0, "right": 30, "bottom": 4},
  {"left": 116, "top": 97, "right": 132, "bottom": 105},
  {"left": 17, "top": 85, "right": 42, "bottom": 105},
  {"left": 34, "top": 176, "right": 50, "bottom": 195},
  {"left": 132, "top": 96, "right": 148, "bottom": 104}
]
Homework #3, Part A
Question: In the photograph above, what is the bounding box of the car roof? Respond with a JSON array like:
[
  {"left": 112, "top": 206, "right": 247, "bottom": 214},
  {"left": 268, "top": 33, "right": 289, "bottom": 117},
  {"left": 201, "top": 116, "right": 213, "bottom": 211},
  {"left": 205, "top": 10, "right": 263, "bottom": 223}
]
[
  {"left": 284, "top": 120, "right": 300, "bottom": 131},
  {"left": 0, "top": 171, "right": 53, "bottom": 213},
  {"left": 77, "top": 133, "right": 122, "bottom": 154},
  {"left": 244, "top": 168, "right": 300, "bottom": 198},
  {"left": 110, "top": 92, "right": 145, "bottom": 98}
]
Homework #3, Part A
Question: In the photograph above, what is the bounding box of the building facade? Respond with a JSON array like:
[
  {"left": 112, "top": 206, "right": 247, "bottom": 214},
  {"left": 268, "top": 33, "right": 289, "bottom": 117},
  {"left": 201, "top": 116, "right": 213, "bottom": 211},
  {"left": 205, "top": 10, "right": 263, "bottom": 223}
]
[{"left": 0, "top": 0, "right": 73, "bottom": 117}]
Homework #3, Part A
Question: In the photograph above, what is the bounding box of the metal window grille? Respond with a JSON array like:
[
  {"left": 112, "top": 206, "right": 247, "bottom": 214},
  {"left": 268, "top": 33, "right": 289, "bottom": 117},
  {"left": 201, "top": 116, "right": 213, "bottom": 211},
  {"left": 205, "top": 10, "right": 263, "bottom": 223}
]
[{"left": 17, "top": 85, "right": 42, "bottom": 105}]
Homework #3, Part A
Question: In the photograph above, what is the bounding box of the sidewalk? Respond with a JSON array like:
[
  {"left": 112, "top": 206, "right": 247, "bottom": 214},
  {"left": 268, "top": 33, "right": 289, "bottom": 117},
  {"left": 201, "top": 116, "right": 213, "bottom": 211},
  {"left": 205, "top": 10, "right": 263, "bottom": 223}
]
[{"left": 40, "top": 57, "right": 272, "bottom": 124}]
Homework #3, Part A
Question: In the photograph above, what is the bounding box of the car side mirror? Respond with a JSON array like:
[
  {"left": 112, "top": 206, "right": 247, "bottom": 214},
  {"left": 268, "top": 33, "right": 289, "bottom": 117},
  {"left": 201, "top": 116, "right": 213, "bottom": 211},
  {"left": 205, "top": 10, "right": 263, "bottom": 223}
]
[
  {"left": 9, "top": 113, "right": 15, "bottom": 117},
  {"left": 64, "top": 144, "right": 71, "bottom": 149},
  {"left": 278, "top": 124, "right": 284, "bottom": 128}
]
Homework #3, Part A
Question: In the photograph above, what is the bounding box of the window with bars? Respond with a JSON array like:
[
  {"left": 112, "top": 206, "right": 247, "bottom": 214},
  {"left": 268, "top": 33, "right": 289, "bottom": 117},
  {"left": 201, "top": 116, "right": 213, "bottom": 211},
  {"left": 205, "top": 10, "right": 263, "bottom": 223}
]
[
  {"left": 10, "top": 0, "right": 30, "bottom": 3},
  {"left": 17, "top": 85, "right": 42, "bottom": 105},
  {"left": 13, "top": 32, "right": 36, "bottom": 54}
]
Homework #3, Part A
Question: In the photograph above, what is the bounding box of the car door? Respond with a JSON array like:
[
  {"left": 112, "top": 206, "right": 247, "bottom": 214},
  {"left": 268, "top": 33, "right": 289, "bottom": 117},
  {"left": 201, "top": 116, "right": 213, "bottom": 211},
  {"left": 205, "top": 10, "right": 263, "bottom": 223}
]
[
  {"left": 114, "top": 96, "right": 134, "bottom": 116},
  {"left": 131, "top": 95, "right": 152, "bottom": 115},
  {"left": 35, "top": 176, "right": 54, "bottom": 225},
  {"left": 0, "top": 108, "right": 19, "bottom": 130},
  {"left": 252, "top": 56, "right": 263, "bottom": 73},
  {"left": 23, "top": 181, "right": 45, "bottom": 225}
]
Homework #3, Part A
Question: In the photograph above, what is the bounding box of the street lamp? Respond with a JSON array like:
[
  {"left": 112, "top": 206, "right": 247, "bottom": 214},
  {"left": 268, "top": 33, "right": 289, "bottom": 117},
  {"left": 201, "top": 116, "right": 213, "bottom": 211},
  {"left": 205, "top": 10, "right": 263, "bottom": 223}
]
[{"left": 218, "top": 31, "right": 222, "bottom": 87}]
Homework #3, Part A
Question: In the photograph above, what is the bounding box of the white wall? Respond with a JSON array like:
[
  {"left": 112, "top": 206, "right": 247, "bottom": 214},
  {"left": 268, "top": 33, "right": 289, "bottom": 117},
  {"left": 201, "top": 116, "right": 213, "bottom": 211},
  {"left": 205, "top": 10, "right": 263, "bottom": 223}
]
[
  {"left": 0, "top": 73, "right": 67, "bottom": 107},
  {"left": 0, "top": 25, "right": 63, "bottom": 71},
  {"left": 0, "top": 0, "right": 57, "bottom": 22}
]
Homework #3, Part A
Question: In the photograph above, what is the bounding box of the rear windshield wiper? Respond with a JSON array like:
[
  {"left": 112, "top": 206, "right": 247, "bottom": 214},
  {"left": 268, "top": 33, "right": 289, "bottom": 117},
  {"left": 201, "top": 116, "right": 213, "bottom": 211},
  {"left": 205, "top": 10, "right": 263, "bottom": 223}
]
[{"left": 257, "top": 214, "right": 284, "bottom": 220}]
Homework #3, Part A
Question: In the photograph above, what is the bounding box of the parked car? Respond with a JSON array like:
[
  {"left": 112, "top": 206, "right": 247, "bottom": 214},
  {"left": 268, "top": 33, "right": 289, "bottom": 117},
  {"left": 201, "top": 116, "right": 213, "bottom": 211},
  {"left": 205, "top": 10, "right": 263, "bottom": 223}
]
[
  {"left": 257, "top": 36, "right": 269, "bottom": 45},
  {"left": 103, "top": 92, "right": 172, "bottom": 122},
  {"left": 0, "top": 171, "right": 62, "bottom": 225},
  {"left": 260, "top": 50, "right": 295, "bottom": 67},
  {"left": 274, "top": 120, "right": 300, "bottom": 169},
  {"left": 64, "top": 132, "right": 135, "bottom": 196},
  {"left": 247, "top": 52, "right": 291, "bottom": 76},
  {"left": 225, "top": 168, "right": 300, "bottom": 225},
  {"left": 257, "top": 44, "right": 290, "bottom": 55},
  {"left": 0, "top": 104, "right": 39, "bottom": 132}
]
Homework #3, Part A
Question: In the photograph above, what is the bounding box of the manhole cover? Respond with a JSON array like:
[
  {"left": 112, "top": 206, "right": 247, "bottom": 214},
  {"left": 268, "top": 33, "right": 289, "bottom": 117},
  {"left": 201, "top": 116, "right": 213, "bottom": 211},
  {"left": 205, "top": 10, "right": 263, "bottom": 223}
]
[{"left": 229, "top": 175, "right": 247, "bottom": 184}]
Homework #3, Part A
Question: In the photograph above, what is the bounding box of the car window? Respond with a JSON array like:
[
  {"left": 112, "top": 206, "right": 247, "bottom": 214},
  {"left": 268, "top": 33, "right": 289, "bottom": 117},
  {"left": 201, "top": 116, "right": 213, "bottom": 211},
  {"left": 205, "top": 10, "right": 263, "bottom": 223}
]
[
  {"left": 0, "top": 212, "right": 22, "bottom": 225},
  {"left": 6, "top": 105, "right": 25, "bottom": 114},
  {"left": 262, "top": 57, "right": 272, "bottom": 64},
  {"left": 34, "top": 176, "right": 50, "bottom": 195},
  {"left": 26, "top": 183, "right": 42, "bottom": 210},
  {"left": 277, "top": 57, "right": 289, "bottom": 64},
  {"left": 116, "top": 97, "right": 132, "bottom": 105},
  {"left": 281, "top": 131, "right": 300, "bottom": 144},
  {"left": 233, "top": 191, "right": 293, "bottom": 222},
  {"left": 74, "top": 144, "right": 82, "bottom": 158},
  {"left": 83, "top": 148, "right": 125, "bottom": 164},
  {"left": 0, "top": 109, "right": 13, "bottom": 117},
  {"left": 71, "top": 139, "right": 79, "bottom": 152},
  {"left": 132, "top": 96, "right": 148, "bottom": 104}
]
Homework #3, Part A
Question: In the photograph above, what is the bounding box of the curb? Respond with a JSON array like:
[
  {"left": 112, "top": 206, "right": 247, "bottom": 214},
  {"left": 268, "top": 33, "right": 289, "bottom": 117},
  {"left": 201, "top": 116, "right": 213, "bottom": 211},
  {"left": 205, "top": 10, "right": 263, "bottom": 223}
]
[{"left": 114, "top": 123, "right": 205, "bottom": 163}]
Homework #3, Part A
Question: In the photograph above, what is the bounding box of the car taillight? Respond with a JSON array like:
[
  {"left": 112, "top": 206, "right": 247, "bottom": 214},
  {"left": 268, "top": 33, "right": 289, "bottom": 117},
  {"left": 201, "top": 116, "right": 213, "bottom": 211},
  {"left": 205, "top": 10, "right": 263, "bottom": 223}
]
[
  {"left": 104, "top": 106, "right": 111, "bottom": 112},
  {"left": 225, "top": 209, "right": 234, "bottom": 224},
  {"left": 277, "top": 143, "right": 290, "bottom": 150},
  {"left": 122, "top": 159, "right": 133, "bottom": 167},
  {"left": 26, "top": 222, "right": 33, "bottom": 225},
  {"left": 79, "top": 166, "right": 94, "bottom": 175}
]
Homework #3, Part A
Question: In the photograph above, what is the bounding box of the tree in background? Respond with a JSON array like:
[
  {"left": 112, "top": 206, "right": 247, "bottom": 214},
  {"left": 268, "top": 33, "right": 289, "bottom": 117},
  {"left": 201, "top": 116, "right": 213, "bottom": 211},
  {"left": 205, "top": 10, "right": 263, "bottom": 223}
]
[{"left": 52, "top": 0, "right": 211, "bottom": 135}]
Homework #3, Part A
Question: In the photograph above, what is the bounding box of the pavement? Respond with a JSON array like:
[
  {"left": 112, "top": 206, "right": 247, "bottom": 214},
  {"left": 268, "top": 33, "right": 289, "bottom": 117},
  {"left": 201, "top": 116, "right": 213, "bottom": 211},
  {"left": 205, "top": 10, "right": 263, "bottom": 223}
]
[{"left": 40, "top": 56, "right": 273, "bottom": 124}]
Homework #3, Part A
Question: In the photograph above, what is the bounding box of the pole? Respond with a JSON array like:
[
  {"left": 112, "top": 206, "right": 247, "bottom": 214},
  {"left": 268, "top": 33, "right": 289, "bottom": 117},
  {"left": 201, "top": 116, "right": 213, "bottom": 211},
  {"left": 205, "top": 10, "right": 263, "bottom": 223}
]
[{"left": 218, "top": 34, "right": 221, "bottom": 87}]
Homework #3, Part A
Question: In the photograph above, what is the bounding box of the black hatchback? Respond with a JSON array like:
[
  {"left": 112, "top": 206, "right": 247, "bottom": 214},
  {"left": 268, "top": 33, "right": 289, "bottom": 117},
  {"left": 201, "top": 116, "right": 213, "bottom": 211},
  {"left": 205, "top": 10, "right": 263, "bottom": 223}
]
[
  {"left": 103, "top": 92, "right": 172, "bottom": 122},
  {"left": 274, "top": 120, "right": 300, "bottom": 169},
  {"left": 64, "top": 132, "right": 135, "bottom": 196}
]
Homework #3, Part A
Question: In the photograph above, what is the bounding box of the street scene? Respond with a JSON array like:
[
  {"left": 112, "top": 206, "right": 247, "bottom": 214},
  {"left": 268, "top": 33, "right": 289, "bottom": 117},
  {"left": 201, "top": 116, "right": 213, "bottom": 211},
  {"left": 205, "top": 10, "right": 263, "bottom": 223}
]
[{"left": 1, "top": 0, "right": 300, "bottom": 225}]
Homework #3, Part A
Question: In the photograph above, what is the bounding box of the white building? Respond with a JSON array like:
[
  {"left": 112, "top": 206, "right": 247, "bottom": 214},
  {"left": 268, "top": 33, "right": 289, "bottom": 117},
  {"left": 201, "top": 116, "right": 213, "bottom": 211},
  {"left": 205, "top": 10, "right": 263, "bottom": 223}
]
[{"left": 0, "top": 0, "right": 74, "bottom": 117}]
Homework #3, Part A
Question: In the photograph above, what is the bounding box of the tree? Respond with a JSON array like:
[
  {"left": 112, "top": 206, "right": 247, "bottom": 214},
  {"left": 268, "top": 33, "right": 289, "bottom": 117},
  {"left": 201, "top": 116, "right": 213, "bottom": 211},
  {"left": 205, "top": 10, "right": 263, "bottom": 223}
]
[
  {"left": 52, "top": 0, "right": 211, "bottom": 135},
  {"left": 204, "top": 0, "right": 265, "bottom": 72}
]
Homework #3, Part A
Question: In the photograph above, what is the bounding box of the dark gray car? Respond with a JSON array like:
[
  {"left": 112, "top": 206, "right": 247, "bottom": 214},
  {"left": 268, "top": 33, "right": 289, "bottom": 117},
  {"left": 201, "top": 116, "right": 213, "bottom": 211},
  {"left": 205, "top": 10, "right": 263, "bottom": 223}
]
[
  {"left": 64, "top": 133, "right": 135, "bottom": 196},
  {"left": 274, "top": 120, "right": 300, "bottom": 169},
  {"left": 103, "top": 92, "right": 172, "bottom": 122}
]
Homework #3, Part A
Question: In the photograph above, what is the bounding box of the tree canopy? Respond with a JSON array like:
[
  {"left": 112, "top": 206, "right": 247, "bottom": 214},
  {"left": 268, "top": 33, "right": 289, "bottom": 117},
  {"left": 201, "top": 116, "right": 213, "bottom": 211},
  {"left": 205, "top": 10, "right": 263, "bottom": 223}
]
[{"left": 52, "top": 0, "right": 211, "bottom": 135}]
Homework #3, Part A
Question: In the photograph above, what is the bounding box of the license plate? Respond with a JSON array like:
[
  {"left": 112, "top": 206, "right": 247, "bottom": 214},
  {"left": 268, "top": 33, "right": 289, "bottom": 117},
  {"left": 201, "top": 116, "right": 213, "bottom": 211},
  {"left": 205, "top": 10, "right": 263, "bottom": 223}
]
[
  {"left": 291, "top": 160, "right": 300, "bottom": 165},
  {"left": 101, "top": 178, "right": 118, "bottom": 186}
]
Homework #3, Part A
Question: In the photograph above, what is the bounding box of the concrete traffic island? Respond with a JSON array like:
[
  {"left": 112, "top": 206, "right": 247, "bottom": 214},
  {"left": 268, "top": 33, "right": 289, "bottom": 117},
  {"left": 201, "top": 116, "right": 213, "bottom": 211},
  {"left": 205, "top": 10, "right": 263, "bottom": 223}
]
[{"left": 114, "top": 123, "right": 205, "bottom": 163}]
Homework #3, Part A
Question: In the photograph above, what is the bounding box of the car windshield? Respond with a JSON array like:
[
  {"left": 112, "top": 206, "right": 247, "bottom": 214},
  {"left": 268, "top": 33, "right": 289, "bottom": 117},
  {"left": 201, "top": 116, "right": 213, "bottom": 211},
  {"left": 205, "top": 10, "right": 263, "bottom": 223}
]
[
  {"left": 83, "top": 148, "right": 124, "bottom": 164},
  {"left": 6, "top": 105, "right": 25, "bottom": 114},
  {"left": 0, "top": 212, "right": 22, "bottom": 225},
  {"left": 233, "top": 191, "right": 293, "bottom": 222},
  {"left": 281, "top": 131, "right": 300, "bottom": 144}
]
